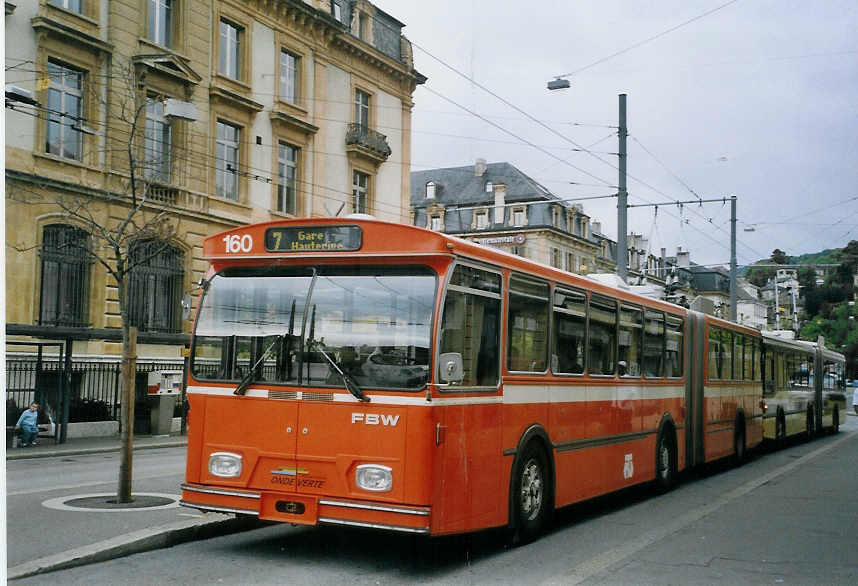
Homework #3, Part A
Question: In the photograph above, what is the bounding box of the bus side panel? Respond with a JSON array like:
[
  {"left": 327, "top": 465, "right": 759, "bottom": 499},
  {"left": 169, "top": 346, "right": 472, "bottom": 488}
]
[
  {"left": 184, "top": 392, "right": 206, "bottom": 483},
  {"left": 704, "top": 385, "right": 728, "bottom": 462},
  {"left": 745, "top": 383, "right": 764, "bottom": 449},
  {"left": 433, "top": 402, "right": 505, "bottom": 535}
]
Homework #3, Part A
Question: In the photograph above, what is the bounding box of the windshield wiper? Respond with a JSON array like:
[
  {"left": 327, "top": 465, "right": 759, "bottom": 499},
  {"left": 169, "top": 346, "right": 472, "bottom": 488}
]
[
  {"left": 234, "top": 336, "right": 280, "bottom": 396},
  {"left": 309, "top": 338, "right": 370, "bottom": 402}
]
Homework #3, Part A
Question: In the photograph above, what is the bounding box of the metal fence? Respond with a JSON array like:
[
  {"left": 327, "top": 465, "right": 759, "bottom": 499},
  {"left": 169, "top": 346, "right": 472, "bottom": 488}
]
[{"left": 6, "top": 357, "right": 185, "bottom": 426}]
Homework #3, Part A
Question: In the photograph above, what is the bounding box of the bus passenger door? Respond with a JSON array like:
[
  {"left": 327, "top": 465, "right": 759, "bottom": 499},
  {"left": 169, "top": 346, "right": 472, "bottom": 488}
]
[{"left": 434, "top": 263, "right": 505, "bottom": 533}]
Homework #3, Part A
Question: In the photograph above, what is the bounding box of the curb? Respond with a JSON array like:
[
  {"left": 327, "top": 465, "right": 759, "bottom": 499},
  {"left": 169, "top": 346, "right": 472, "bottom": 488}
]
[
  {"left": 6, "top": 439, "right": 188, "bottom": 461},
  {"left": 7, "top": 513, "right": 259, "bottom": 580}
]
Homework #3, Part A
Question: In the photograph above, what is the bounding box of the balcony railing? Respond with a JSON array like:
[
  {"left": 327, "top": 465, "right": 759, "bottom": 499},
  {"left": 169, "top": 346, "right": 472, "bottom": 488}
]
[{"left": 345, "top": 123, "right": 391, "bottom": 161}]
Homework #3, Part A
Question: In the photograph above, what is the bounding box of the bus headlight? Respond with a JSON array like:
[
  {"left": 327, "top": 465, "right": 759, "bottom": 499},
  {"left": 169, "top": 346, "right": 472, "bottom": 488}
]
[
  {"left": 209, "top": 452, "right": 242, "bottom": 478},
  {"left": 355, "top": 464, "right": 393, "bottom": 492}
]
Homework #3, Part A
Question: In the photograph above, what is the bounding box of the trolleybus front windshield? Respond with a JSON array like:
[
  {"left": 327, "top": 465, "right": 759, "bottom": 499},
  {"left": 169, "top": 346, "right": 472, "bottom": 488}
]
[{"left": 192, "top": 266, "right": 436, "bottom": 391}]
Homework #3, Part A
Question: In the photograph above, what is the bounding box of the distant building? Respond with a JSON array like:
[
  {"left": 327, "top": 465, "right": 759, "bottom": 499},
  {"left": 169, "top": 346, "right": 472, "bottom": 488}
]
[{"left": 410, "top": 160, "right": 604, "bottom": 273}]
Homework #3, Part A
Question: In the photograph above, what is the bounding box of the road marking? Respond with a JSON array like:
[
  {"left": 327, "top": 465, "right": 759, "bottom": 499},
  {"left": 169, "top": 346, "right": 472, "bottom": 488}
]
[
  {"left": 540, "top": 429, "right": 857, "bottom": 586},
  {"left": 6, "top": 471, "right": 183, "bottom": 496}
]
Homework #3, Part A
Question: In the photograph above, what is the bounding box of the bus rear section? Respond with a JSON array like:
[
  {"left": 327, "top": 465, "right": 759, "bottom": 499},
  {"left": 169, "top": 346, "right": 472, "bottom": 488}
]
[{"left": 181, "top": 230, "right": 445, "bottom": 534}]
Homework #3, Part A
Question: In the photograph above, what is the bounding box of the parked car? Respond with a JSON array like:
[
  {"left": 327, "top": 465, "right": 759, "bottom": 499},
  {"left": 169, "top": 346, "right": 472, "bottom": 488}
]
[{"left": 854, "top": 387, "right": 858, "bottom": 415}]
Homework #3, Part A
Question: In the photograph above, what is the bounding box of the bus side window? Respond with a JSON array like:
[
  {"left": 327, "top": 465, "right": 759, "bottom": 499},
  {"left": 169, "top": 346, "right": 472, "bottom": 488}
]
[
  {"left": 618, "top": 305, "right": 642, "bottom": 377},
  {"left": 588, "top": 295, "right": 617, "bottom": 375},
  {"left": 723, "top": 330, "right": 734, "bottom": 380},
  {"left": 665, "top": 317, "right": 683, "bottom": 378},
  {"left": 708, "top": 326, "right": 721, "bottom": 380},
  {"left": 643, "top": 310, "right": 665, "bottom": 378},
  {"left": 439, "top": 265, "right": 501, "bottom": 387},
  {"left": 552, "top": 289, "right": 586, "bottom": 375},
  {"left": 507, "top": 276, "right": 550, "bottom": 373}
]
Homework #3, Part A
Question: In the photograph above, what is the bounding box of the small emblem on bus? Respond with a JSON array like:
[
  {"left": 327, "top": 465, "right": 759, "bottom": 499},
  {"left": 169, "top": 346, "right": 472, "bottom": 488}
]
[{"left": 623, "top": 454, "right": 634, "bottom": 479}]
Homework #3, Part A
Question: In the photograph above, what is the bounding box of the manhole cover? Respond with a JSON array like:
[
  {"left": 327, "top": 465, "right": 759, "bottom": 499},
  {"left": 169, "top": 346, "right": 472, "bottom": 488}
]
[{"left": 43, "top": 492, "right": 181, "bottom": 512}]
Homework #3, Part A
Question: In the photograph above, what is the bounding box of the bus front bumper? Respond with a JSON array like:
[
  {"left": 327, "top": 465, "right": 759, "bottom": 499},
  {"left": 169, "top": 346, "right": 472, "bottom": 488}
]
[{"left": 180, "top": 483, "right": 431, "bottom": 534}]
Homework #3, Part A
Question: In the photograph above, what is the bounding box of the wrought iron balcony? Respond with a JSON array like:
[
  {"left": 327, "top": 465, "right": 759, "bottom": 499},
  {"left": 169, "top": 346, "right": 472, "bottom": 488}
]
[{"left": 345, "top": 123, "right": 391, "bottom": 162}]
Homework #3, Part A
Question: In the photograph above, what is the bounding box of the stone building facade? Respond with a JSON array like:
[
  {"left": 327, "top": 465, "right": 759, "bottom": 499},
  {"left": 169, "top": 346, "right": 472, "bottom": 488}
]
[{"left": 5, "top": 1, "right": 423, "bottom": 407}]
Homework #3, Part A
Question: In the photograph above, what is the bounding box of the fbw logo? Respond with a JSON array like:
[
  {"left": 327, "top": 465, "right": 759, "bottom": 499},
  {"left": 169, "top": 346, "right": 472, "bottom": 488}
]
[
  {"left": 623, "top": 454, "right": 634, "bottom": 479},
  {"left": 351, "top": 413, "right": 400, "bottom": 426}
]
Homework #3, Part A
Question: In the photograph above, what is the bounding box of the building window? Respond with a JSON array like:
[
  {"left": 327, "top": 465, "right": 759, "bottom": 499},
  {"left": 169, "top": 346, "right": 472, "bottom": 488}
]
[
  {"left": 129, "top": 241, "right": 184, "bottom": 333},
  {"left": 511, "top": 245, "right": 525, "bottom": 257},
  {"left": 552, "top": 206, "right": 561, "bottom": 228},
  {"left": 219, "top": 19, "right": 242, "bottom": 80},
  {"left": 39, "top": 224, "right": 90, "bottom": 327},
  {"left": 566, "top": 252, "right": 576, "bottom": 272},
  {"left": 550, "top": 248, "right": 562, "bottom": 269},
  {"left": 354, "top": 89, "right": 370, "bottom": 130},
  {"left": 513, "top": 208, "right": 525, "bottom": 227},
  {"left": 352, "top": 170, "right": 369, "bottom": 213},
  {"left": 145, "top": 98, "right": 171, "bottom": 183},
  {"left": 430, "top": 216, "right": 441, "bottom": 231},
  {"left": 331, "top": 0, "right": 343, "bottom": 22},
  {"left": 147, "top": 0, "right": 173, "bottom": 47},
  {"left": 50, "top": 0, "right": 82, "bottom": 13},
  {"left": 280, "top": 50, "right": 298, "bottom": 104},
  {"left": 357, "top": 12, "right": 368, "bottom": 40},
  {"left": 215, "top": 120, "right": 240, "bottom": 200},
  {"left": 425, "top": 181, "right": 436, "bottom": 199},
  {"left": 277, "top": 141, "right": 298, "bottom": 214},
  {"left": 485, "top": 181, "right": 493, "bottom": 193},
  {"left": 475, "top": 211, "right": 488, "bottom": 229},
  {"left": 45, "top": 61, "right": 83, "bottom": 161}
]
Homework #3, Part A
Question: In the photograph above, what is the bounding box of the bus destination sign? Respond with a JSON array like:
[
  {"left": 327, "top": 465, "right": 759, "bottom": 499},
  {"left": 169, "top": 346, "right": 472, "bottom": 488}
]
[{"left": 265, "top": 226, "right": 363, "bottom": 252}]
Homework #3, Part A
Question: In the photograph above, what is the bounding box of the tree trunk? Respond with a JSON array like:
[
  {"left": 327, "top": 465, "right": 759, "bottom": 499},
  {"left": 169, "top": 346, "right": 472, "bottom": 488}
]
[{"left": 118, "top": 325, "right": 137, "bottom": 503}]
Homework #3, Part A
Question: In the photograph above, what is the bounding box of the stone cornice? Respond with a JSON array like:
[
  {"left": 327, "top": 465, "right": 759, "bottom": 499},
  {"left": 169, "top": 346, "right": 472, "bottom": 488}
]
[
  {"left": 133, "top": 53, "right": 202, "bottom": 86},
  {"left": 331, "top": 33, "right": 421, "bottom": 84},
  {"left": 270, "top": 110, "right": 319, "bottom": 135},
  {"left": 31, "top": 15, "right": 113, "bottom": 55},
  {"left": 209, "top": 85, "right": 264, "bottom": 113}
]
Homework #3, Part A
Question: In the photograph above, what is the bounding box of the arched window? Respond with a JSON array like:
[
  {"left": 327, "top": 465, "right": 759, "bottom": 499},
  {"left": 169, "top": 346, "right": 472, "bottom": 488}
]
[
  {"left": 129, "top": 241, "right": 184, "bottom": 333},
  {"left": 425, "top": 181, "right": 436, "bottom": 199},
  {"left": 40, "top": 224, "right": 91, "bottom": 327}
]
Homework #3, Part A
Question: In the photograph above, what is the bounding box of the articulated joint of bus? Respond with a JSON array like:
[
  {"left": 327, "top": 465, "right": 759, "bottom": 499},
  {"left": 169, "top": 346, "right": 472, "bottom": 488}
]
[{"left": 180, "top": 483, "right": 431, "bottom": 534}]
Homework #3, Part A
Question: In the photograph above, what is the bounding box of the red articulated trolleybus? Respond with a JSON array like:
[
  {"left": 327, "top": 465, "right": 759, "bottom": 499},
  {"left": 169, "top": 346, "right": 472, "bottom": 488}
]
[{"left": 181, "top": 216, "right": 764, "bottom": 541}]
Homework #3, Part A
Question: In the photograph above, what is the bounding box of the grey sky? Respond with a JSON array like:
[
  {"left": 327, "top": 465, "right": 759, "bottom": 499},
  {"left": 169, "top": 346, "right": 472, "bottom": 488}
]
[{"left": 374, "top": 0, "right": 858, "bottom": 267}]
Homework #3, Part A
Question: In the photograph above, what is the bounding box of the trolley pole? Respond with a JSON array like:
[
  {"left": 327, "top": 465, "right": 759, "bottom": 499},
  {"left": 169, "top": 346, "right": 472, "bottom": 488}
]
[
  {"left": 729, "top": 195, "right": 737, "bottom": 322},
  {"left": 617, "top": 94, "right": 628, "bottom": 282}
]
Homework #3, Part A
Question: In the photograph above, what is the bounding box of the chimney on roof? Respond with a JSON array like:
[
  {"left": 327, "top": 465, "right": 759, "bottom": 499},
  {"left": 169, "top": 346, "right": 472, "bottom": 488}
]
[
  {"left": 677, "top": 249, "right": 690, "bottom": 268},
  {"left": 591, "top": 221, "right": 601, "bottom": 235},
  {"left": 474, "top": 158, "right": 487, "bottom": 177}
]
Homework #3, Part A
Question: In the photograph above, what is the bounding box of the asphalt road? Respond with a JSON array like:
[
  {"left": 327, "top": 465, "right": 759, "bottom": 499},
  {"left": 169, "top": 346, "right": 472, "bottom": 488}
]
[
  {"left": 6, "top": 447, "right": 189, "bottom": 568},
  {"left": 10, "top": 419, "right": 858, "bottom": 585}
]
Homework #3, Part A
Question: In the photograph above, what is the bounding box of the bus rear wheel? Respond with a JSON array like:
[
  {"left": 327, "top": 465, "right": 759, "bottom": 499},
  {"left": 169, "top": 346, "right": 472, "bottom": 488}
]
[
  {"left": 733, "top": 419, "right": 746, "bottom": 466},
  {"left": 655, "top": 429, "right": 676, "bottom": 493},
  {"left": 775, "top": 412, "right": 786, "bottom": 444},
  {"left": 512, "top": 442, "right": 551, "bottom": 544}
]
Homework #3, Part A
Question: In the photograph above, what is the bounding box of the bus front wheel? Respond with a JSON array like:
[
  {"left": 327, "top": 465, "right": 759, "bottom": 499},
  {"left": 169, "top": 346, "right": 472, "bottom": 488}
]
[{"left": 512, "top": 442, "right": 551, "bottom": 544}]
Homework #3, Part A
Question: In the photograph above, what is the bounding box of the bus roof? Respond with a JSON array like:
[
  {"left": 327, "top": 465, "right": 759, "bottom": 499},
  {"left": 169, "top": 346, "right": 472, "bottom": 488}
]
[{"left": 203, "top": 216, "right": 692, "bottom": 317}]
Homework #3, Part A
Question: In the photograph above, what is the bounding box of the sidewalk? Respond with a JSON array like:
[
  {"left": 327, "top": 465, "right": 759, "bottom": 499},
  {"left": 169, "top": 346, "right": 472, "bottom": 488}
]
[
  {"left": 5, "top": 433, "right": 256, "bottom": 580},
  {"left": 6, "top": 432, "right": 188, "bottom": 460}
]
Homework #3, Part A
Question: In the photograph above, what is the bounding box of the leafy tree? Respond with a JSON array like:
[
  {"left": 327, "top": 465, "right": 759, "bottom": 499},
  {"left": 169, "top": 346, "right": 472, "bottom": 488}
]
[{"left": 771, "top": 248, "right": 789, "bottom": 265}]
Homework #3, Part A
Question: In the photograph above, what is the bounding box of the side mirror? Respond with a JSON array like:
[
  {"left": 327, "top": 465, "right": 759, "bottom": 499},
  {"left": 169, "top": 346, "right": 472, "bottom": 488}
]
[{"left": 438, "top": 352, "right": 464, "bottom": 384}]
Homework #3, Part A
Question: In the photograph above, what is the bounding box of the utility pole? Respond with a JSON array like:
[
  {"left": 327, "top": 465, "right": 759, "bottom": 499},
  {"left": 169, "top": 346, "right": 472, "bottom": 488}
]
[
  {"left": 730, "top": 195, "right": 737, "bottom": 322},
  {"left": 617, "top": 94, "right": 628, "bottom": 282}
]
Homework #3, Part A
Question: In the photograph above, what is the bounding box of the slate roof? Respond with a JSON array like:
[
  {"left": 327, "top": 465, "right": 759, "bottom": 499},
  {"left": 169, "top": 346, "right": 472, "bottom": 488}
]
[{"left": 410, "top": 162, "right": 567, "bottom": 208}]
